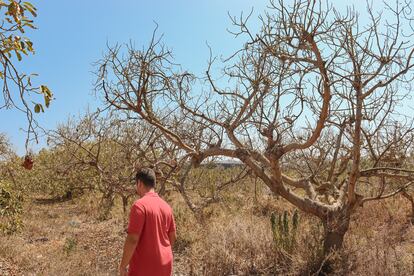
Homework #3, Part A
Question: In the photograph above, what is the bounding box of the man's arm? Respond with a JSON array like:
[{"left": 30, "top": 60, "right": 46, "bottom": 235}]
[
  {"left": 168, "top": 210, "right": 177, "bottom": 247},
  {"left": 168, "top": 230, "right": 176, "bottom": 247},
  {"left": 119, "top": 233, "right": 140, "bottom": 275}
]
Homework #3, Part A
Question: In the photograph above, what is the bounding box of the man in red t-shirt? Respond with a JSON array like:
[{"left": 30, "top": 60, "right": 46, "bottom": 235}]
[{"left": 119, "top": 168, "right": 176, "bottom": 276}]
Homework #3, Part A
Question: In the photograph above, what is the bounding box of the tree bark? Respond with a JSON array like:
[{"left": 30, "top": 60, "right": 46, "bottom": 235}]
[
  {"left": 99, "top": 189, "right": 115, "bottom": 220},
  {"left": 402, "top": 191, "right": 414, "bottom": 223},
  {"left": 322, "top": 209, "right": 351, "bottom": 255},
  {"left": 323, "top": 230, "right": 346, "bottom": 254}
]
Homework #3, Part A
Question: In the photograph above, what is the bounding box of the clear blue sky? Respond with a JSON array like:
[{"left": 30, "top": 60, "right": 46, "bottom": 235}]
[
  {"left": 1, "top": 0, "right": 270, "bottom": 154},
  {"left": 0, "top": 0, "right": 410, "bottom": 154}
]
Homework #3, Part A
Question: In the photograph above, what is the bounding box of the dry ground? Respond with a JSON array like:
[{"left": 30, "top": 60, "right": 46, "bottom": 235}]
[
  {"left": 0, "top": 197, "right": 125, "bottom": 275},
  {"left": 1, "top": 194, "right": 414, "bottom": 275}
]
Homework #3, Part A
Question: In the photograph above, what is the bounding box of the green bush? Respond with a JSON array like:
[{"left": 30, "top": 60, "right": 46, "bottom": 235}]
[{"left": 0, "top": 181, "right": 23, "bottom": 234}]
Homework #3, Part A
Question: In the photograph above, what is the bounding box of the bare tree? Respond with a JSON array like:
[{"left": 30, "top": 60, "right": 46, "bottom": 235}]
[
  {"left": 96, "top": 0, "right": 414, "bottom": 255},
  {"left": 47, "top": 110, "right": 202, "bottom": 219}
]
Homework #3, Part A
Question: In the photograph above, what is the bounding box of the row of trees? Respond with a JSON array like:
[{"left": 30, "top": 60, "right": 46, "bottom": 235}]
[
  {"left": 2, "top": 109, "right": 247, "bottom": 224},
  {"left": 2, "top": 0, "right": 414, "bottom": 261},
  {"left": 46, "top": 112, "right": 249, "bottom": 221},
  {"left": 95, "top": 0, "right": 414, "bottom": 255}
]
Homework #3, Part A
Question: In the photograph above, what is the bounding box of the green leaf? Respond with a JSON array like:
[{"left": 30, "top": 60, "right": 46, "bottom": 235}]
[
  {"left": 40, "top": 85, "right": 53, "bottom": 108},
  {"left": 40, "top": 85, "right": 52, "bottom": 98},
  {"left": 26, "top": 41, "right": 33, "bottom": 52},
  {"left": 34, "top": 103, "right": 41, "bottom": 113},
  {"left": 22, "top": 1, "right": 36, "bottom": 9},
  {"left": 15, "top": 50, "right": 21, "bottom": 61},
  {"left": 23, "top": 22, "right": 35, "bottom": 29},
  {"left": 22, "top": 2, "right": 37, "bottom": 17},
  {"left": 34, "top": 103, "right": 44, "bottom": 113},
  {"left": 44, "top": 95, "right": 50, "bottom": 107}
]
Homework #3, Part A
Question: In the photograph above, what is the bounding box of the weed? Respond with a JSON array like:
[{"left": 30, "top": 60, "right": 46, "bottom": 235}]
[
  {"left": 63, "top": 237, "right": 77, "bottom": 255},
  {"left": 270, "top": 209, "right": 299, "bottom": 253}
]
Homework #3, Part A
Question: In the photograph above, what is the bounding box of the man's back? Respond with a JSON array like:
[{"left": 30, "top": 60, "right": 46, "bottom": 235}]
[{"left": 127, "top": 191, "right": 176, "bottom": 276}]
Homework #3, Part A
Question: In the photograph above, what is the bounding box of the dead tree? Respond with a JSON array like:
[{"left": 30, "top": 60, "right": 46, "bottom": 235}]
[{"left": 96, "top": 0, "right": 414, "bottom": 255}]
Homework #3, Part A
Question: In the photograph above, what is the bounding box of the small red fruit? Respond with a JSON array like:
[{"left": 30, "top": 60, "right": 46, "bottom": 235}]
[{"left": 22, "top": 155, "right": 33, "bottom": 170}]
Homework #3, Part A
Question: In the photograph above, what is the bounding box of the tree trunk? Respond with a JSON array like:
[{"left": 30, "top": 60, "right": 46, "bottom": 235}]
[
  {"left": 402, "top": 191, "right": 414, "bottom": 223},
  {"left": 323, "top": 230, "right": 346, "bottom": 253},
  {"left": 99, "top": 190, "right": 115, "bottom": 220},
  {"left": 122, "top": 195, "right": 128, "bottom": 216},
  {"left": 121, "top": 195, "right": 129, "bottom": 226},
  {"left": 322, "top": 209, "right": 351, "bottom": 255},
  {"left": 158, "top": 181, "right": 166, "bottom": 196}
]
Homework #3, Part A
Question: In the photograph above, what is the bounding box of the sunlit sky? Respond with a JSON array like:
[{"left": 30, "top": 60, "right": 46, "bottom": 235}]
[{"left": 0, "top": 0, "right": 411, "bottom": 154}]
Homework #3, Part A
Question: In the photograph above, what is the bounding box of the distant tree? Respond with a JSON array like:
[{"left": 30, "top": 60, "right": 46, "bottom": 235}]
[
  {"left": 47, "top": 111, "right": 184, "bottom": 219},
  {"left": 0, "top": 0, "right": 52, "bottom": 147},
  {"left": 96, "top": 0, "right": 414, "bottom": 257},
  {"left": 0, "top": 133, "right": 23, "bottom": 234},
  {"left": 0, "top": 133, "right": 12, "bottom": 158},
  {"left": 46, "top": 110, "right": 248, "bottom": 222}
]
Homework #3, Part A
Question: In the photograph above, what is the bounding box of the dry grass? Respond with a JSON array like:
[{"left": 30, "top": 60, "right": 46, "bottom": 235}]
[
  {"left": 1, "top": 191, "right": 413, "bottom": 275},
  {"left": 0, "top": 197, "right": 124, "bottom": 275},
  {"left": 342, "top": 197, "right": 414, "bottom": 275},
  {"left": 183, "top": 211, "right": 279, "bottom": 275}
]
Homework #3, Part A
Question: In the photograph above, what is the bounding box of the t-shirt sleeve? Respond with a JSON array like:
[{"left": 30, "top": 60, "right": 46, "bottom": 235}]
[
  {"left": 128, "top": 203, "right": 146, "bottom": 235},
  {"left": 168, "top": 211, "right": 176, "bottom": 233}
]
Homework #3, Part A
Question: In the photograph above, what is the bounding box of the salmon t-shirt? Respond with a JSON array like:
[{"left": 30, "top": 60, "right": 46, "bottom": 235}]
[{"left": 127, "top": 191, "right": 176, "bottom": 276}]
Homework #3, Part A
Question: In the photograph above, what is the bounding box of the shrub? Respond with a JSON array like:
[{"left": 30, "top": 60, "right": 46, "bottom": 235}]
[
  {"left": 270, "top": 209, "right": 299, "bottom": 253},
  {"left": 0, "top": 181, "right": 23, "bottom": 234},
  {"left": 63, "top": 237, "right": 77, "bottom": 255}
]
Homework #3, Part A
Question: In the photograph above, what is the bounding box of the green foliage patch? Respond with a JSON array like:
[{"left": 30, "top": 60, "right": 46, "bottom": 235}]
[
  {"left": 0, "top": 181, "right": 23, "bottom": 234},
  {"left": 270, "top": 209, "right": 299, "bottom": 253}
]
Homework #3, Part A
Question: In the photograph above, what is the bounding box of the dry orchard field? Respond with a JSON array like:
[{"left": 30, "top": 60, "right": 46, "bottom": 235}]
[
  {"left": 2, "top": 0, "right": 414, "bottom": 275},
  {"left": 1, "top": 177, "right": 414, "bottom": 275}
]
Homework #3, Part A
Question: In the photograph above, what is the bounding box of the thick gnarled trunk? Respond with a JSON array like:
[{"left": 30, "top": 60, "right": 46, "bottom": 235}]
[
  {"left": 323, "top": 229, "right": 347, "bottom": 254},
  {"left": 322, "top": 209, "right": 351, "bottom": 254}
]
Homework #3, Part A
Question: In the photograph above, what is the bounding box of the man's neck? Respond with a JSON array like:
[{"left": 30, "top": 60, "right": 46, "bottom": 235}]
[{"left": 141, "top": 188, "right": 155, "bottom": 196}]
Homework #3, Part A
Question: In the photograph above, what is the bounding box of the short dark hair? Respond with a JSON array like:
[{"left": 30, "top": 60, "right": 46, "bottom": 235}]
[{"left": 135, "top": 167, "right": 156, "bottom": 188}]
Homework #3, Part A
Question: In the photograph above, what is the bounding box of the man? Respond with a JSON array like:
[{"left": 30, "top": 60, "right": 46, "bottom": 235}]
[{"left": 119, "top": 168, "right": 176, "bottom": 276}]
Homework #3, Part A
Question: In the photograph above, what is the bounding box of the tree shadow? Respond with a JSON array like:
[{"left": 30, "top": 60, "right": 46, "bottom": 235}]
[{"left": 33, "top": 191, "right": 73, "bottom": 205}]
